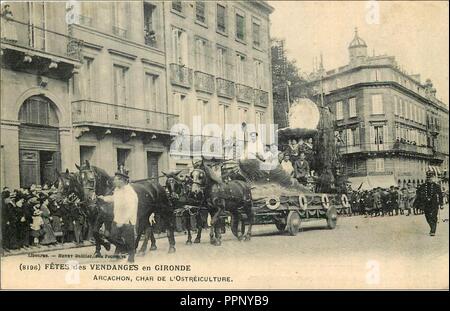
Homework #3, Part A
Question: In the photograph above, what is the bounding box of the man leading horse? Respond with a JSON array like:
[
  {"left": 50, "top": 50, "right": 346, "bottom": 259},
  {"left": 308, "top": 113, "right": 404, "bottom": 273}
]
[{"left": 98, "top": 170, "right": 143, "bottom": 263}]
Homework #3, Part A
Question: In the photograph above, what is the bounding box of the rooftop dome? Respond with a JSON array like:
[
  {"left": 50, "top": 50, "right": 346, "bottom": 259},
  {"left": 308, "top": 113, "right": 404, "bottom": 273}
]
[{"left": 349, "top": 27, "right": 367, "bottom": 48}]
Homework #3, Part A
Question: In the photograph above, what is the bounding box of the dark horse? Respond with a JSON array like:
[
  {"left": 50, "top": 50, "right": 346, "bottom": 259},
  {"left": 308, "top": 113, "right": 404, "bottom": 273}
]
[
  {"left": 190, "top": 159, "right": 254, "bottom": 245},
  {"left": 76, "top": 161, "right": 176, "bottom": 259},
  {"left": 56, "top": 169, "right": 83, "bottom": 199},
  {"left": 163, "top": 170, "right": 209, "bottom": 245}
]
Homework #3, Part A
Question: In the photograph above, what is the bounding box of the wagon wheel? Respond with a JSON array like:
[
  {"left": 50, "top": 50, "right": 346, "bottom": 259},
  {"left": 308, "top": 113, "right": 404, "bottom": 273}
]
[
  {"left": 327, "top": 212, "right": 337, "bottom": 229},
  {"left": 286, "top": 211, "right": 301, "bottom": 236},
  {"left": 230, "top": 214, "right": 245, "bottom": 238},
  {"left": 275, "top": 222, "right": 286, "bottom": 232}
]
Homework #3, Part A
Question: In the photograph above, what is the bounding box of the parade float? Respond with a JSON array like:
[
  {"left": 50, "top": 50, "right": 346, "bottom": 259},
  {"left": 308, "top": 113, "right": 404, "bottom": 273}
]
[{"left": 219, "top": 98, "right": 346, "bottom": 236}]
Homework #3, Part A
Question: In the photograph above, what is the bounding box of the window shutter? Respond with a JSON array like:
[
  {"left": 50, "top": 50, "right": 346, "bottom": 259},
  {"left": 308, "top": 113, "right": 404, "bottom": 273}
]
[
  {"left": 355, "top": 127, "right": 360, "bottom": 146},
  {"left": 181, "top": 32, "right": 189, "bottom": 66},
  {"left": 172, "top": 29, "right": 179, "bottom": 63},
  {"left": 394, "top": 97, "right": 398, "bottom": 115},
  {"left": 346, "top": 128, "right": 352, "bottom": 146},
  {"left": 383, "top": 125, "right": 389, "bottom": 150},
  {"left": 369, "top": 126, "right": 375, "bottom": 151}
]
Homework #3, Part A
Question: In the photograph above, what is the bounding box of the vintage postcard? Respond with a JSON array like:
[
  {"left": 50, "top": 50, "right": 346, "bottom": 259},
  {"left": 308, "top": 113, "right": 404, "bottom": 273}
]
[{"left": 0, "top": 0, "right": 448, "bottom": 290}]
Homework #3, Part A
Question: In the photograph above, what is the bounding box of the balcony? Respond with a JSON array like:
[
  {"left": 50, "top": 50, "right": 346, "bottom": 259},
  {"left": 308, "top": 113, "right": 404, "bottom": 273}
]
[
  {"left": 112, "top": 26, "right": 128, "bottom": 38},
  {"left": 393, "top": 141, "right": 434, "bottom": 156},
  {"left": 236, "top": 84, "right": 254, "bottom": 104},
  {"left": 427, "top": 124, "right": 440, "bottom": 135},
  {"left": 216, "top": 78, "right": 235, "bottom": 99},
  {"left": 254, "top": 89, "right": 269, "bottom": 108},
  {"left": 170, "top": 63, "right": 193, "bottom": 88},
  {"left": 1, "top": 17, "right": 82, "bottom": 79},
  {"left": 194, "top": 71, "right": 215, "bottom": 94},
  {"left": 144, "top": 28, "right": 157, "bottom": 48},
  {"left": 338, "top": 145, "right": 362, "bottom": 154},
  {"left": 72, "top": 100, "right": 178, "bottom": 134}
]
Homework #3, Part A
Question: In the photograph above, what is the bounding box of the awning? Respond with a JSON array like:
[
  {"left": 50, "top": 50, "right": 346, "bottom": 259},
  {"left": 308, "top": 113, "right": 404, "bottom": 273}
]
[{"left": 348, "top": 175, "right": 397, "bottom": 190}]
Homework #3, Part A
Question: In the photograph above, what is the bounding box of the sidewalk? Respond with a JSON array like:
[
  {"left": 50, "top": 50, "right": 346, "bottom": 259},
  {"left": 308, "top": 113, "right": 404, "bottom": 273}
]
[{"left": 1, "top": 231, "right": 190, "bottom": 257}]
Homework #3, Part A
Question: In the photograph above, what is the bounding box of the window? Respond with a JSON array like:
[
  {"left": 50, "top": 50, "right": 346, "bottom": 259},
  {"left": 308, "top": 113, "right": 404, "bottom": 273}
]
[
  {"left": 394, "top": 96, "right": 398, "bottom": 116},
  {"left": 172, "top": 1, "right": 182, "bottom": 13},
  {"left": 195, "top": 38, "right": 208, "bottom": 72},
  {"left": 353, "top": 128, "right": 360, "bottom": 146},
  {"left": 235, "top": 12, "right": 245, "bottom": 41},
  {"left": 144, "top": 3, "right": 157, "bottom": 47},
  {"left": 346, "top": 128, "right": 354, "bottom": 146},
  {"left": 113, "top": 65, "right": 128, "bottom": 106},
  {"left": 253, "top": 59, "right": 264, "bottom": 89},
  {"left": 82, "top": 57, "right": 94, "bottom": 100},
  {"left": 117, "top": 148, "right": 131, "bottom": 171},
  {"left": 413, "top": 104, "right": 418, "bottom": 122},
  {"left": 255, "top": 111, "right": 265, "bottom": 134},
  {"left": 371, "top": 94, "right": 383, "bottom": 114},
  {"left": 370, "top": 125, "right": 387, "bottom": 151},
  {"left": 352, "top": 160, "right": 358, "bottom": 172},
  {"left": 19, "top": 96, "right": 59, "bottom": 126},
  {"left": 199, "top": 99, "right": 211, "bottom": 127},
  {"left": 216, "top": 47, "right": 226, "bottom": 78},
  {"left": 398, "top": 98, "right": 403, "bottom": 117},
  {"left": 145, "top": 73, "right": 159, "bottom": 111},
  {"left": 174, "top": 93, "right": 188, "bottom": 124},
  {"left": 218, "top": 103, "right": 230, "bottom": 133},
  {"left": 216, "top": 4, "right": 227, "bottom": 33},
  {"left": 112, "top": 2, "right": 129, "bottom": 37},
  {"left": 236, "top": 53, "right": 246, "bottom": 84},
  {"left": 375, "top": 158, "right": 385, "bottom": 172},
  {"left": 372, "top": 69, "right": 382, "bottom": 81},
  {"left": 349, "top": 97, "right": 357, "bottom": 118},
  {"left": 172, "top": 28, "right": 188, "bottom": 66},
  {"left": 252, "top": 19, "right": 261, "bottom": 48},
  {"left": 195, "top": 1, "right": 206, "bottom": 24},
  {"left": 335, "top": 101, "right": 343, "bottom": 120}
]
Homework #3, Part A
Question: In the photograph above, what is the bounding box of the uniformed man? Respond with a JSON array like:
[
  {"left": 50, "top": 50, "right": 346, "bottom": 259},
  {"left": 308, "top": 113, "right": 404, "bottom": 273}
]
[
  {"left": 415, "top": 170, "right": 443, "bottom": 236},
  {"left": 99, "top": 170, "right": 138, "bottom": 262}
]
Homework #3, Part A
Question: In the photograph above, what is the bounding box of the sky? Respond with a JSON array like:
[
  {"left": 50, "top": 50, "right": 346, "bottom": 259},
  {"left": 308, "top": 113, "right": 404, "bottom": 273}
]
[{"left": 269, "top": 1, "right": 449, "bottom": 105}]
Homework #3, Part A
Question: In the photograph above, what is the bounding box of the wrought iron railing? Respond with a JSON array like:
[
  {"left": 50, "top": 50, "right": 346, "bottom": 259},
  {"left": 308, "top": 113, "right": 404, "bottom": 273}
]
[
  {"left": 194, "top": 71, "right": 215, "bottom": 93},
  {"left": 393, "top": 142, "right": 433, "bottom": 155},
  {"left": 144, "top": 28, "right": 157, "bottom": 47},
  {"left": 236, "top": 84, "right": 254, "bottom": 104},
  {"left": 216, "top": 78, "right": 235, "bottom": 99},
  {"left": 0, "top": 17, "right": 82, "bottom": 60},
  {"left": 254, "top": 89, "right": 269, "bottom": 108},
  {"left": 170, "top": 63, "right": 193, "bottom": 88},
  {"left": 72, "top": 100, "right": 178, "bottom": 133}
]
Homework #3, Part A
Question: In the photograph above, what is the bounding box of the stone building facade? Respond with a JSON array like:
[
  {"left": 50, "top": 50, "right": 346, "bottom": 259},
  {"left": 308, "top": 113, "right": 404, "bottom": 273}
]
[
  {"left": 307, "top": 29, "right": 449, "bottom": 189},
  {"left": 0, "top": 1, "right": 274, "bottom": 188},
  {"left": 163, "top": 1, "right": 275, "bottom": 170}
]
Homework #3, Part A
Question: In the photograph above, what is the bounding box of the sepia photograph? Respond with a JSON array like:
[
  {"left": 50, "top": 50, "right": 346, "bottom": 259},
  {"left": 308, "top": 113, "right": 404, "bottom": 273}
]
[{"left": 0, "top": 0, "right": 448, "bottom": 290}]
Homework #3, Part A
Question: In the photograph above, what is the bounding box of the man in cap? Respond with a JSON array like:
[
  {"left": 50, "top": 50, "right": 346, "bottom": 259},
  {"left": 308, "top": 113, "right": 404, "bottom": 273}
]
[
  {"left": 98, "top": 169, "right": 138, "bottom": 263},
  {"left": 414, "top": 170, "right": 443, "bottom": 236}
]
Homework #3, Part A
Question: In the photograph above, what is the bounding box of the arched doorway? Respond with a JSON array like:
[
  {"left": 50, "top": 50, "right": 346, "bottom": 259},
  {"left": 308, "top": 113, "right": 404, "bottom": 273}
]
[{"left": 18, "top": 96, "right": 61, "bottom": 187}]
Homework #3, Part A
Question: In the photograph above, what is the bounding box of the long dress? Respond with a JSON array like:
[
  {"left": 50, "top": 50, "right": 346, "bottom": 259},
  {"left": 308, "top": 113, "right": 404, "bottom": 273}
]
[{"left": 40, "top": 204, "right": 57, "bottom": 245}]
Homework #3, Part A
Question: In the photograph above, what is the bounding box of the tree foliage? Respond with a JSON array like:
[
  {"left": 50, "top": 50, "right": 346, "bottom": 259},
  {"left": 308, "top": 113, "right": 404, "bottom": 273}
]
[{"left": 271, "top": 39, "right": 310, "bottom": 128}]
